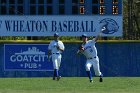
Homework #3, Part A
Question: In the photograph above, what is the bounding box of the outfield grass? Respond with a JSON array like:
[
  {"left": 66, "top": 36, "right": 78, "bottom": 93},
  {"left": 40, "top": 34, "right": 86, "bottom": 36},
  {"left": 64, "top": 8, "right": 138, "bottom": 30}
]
[{"left": 0, "top": 77, "right": 140, "bottom": 93}]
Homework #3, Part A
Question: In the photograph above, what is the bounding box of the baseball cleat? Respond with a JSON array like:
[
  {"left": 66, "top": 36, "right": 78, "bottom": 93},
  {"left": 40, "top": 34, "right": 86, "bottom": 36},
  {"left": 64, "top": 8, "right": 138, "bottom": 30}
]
[
  {"left": 57, "top": 76, "right": 61, "bottom": 81},
  {"left": 90, "top": 80, "right": 93, "bottom": 83},
  {"left": 99, "top": 77, "right": 103, "bottom": 82},
  {"left": 99, "top": 75, "right": 103, "bottom": 82},
  {"left": 53, "top": 77, "right": 55, "bottom": 80}
]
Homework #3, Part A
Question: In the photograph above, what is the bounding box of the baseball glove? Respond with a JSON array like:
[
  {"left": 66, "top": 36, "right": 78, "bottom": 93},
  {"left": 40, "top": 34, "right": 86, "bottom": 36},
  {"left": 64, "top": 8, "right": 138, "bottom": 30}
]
[{"left": 79, "top": 45, "right": 84, "bottom": 51}]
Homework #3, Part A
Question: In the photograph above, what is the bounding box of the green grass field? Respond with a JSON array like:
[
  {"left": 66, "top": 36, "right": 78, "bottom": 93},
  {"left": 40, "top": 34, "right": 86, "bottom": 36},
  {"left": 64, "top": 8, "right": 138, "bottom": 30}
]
[{"left": 0, "top": 77, "right": 140, "bottom": 93}]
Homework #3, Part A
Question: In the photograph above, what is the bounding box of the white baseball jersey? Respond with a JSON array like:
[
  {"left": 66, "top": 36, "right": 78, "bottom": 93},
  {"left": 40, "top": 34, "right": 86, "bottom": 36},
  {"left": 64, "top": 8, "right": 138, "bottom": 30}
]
[
  {"left": 81, "top": 39, "right": 101, "bottom": 76},
  {"left": 82, "top": 40, "right": 97, "bottom": 59},
  {"left": 48, "top": 40, "right": 64, "bottom": 69},
  {"left": 48, "top": 40, "right": 65, "bottom": 53}
]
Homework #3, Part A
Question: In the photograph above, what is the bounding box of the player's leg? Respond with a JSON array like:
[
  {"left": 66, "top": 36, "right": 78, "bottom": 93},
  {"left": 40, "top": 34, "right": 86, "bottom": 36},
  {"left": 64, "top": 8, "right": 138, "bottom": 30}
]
[
  {"left": 57, "top": 54, "right": 62, "bottom": 69},
  {"left": 92, "top": 57, "right": 103, "bottom": 82},
  {"left": 85, "top": 60, "right": 93, "bottom": 82},
  {"left": 56, "top": 54, "right": 62, "bottom": 81},
  {"left": 52, "top": 55, "right": 59, "bottom": 80}
]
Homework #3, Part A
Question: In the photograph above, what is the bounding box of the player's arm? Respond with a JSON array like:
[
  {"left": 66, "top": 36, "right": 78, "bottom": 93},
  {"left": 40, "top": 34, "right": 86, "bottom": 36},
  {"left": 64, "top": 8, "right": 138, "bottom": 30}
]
[
  {"left": 93, "top": 32, "right": 101, "bottom": 42},
  {"left": 93, "top": 28, "right": 104, "bottom": 42},
  {"left": 48, "top": 42, "right": 52, "bottom": 61},
  {"left": 47, "top": 50, "right": 51, "bottom": 61}
]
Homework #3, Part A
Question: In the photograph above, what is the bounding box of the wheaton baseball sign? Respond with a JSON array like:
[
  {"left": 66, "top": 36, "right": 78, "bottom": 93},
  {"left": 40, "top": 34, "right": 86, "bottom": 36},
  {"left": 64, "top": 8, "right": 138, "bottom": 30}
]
[{"left": 0, "top": 16, "right": 122, "bottom": 36}]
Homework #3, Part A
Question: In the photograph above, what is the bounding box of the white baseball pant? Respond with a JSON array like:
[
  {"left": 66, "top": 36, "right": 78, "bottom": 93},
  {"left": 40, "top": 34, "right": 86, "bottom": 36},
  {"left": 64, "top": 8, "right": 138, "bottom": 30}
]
[
  {"left": 52, "top": 53, "right": 62, "bottom": 69},
  {"left": 85, "top": 56, "right": 102, "bottom": 76}
]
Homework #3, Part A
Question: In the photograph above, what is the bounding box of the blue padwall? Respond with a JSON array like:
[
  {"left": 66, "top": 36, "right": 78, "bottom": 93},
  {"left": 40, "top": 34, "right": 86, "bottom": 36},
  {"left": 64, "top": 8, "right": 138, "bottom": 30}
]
[{"left": 0, "top": 42, "right": 140, "bottom": 77}]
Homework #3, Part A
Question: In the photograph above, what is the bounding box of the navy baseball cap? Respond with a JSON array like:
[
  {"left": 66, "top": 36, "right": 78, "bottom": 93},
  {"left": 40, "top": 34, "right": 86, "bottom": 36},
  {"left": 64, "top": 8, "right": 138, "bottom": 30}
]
[
  {"left": 54, "top": 33, "right": 59, "bottom": 37},
  {"left": 81, "top": 34, "right": 87, "bottom": 38}
]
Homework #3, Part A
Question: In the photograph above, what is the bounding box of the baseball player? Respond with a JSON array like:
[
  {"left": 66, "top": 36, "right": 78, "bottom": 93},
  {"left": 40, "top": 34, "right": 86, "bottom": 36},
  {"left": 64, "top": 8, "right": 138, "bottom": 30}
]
[
  {"left": 77, "top": 32, "right": 103, "bottom": 83},
  {"left": 48, "top": 33, "right": 65, "bottom": 81}
]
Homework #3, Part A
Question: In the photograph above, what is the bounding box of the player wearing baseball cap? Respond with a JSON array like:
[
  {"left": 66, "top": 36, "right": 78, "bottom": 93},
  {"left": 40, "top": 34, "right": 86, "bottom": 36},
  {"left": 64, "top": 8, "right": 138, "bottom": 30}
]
[
  {"left": 48, "top": 33, "right": 65, "bottom": 81},
  {"left": 77, "top": 32, "right": 103, "bottom": 83}
]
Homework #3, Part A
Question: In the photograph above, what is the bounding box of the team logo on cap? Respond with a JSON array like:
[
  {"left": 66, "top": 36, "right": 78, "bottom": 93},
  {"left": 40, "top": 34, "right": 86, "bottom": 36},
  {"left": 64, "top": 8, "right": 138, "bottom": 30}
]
[{"left": 99, "top": 18, "right": 119, "bottom": 34}]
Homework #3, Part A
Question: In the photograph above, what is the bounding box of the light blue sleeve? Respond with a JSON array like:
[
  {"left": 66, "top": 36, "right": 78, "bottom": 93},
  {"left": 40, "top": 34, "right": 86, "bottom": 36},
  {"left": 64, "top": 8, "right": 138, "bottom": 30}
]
[{"left": 89, "top": 40, "right": 96, "bottom": 45}]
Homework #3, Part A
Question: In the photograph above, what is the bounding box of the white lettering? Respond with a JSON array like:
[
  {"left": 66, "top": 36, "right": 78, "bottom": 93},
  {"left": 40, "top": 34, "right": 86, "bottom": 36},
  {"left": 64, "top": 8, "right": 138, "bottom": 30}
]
[
  {"left": 33, "top": 55, "right": 39, "bottom": 62},
  {"left": 24, "top": 63, "right": 37, "bottom": 68},
  {"left": 17, "top": 55, "right": 22, "bottom": 61},
  {"left": 10, "top": 55, "right": 16, "bottom": 62},
  {"left": 23, "top": 55, "right": 28, "bottom": 62},
  {"left": 10, "top": 54, "right": 47, "bottom": 62}
]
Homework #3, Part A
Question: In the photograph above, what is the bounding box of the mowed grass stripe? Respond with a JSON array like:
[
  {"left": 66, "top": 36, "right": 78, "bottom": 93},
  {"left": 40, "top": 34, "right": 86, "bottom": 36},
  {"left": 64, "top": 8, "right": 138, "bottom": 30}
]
[{"left": 0, "top": 77, "right": 140, "bottom": 93}]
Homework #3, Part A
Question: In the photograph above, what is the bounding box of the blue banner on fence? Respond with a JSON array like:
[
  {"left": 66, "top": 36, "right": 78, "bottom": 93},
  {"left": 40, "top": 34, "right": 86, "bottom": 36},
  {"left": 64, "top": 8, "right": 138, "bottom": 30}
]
[{"left": 4, "top": 44, "right": 53, "bottom": 71}]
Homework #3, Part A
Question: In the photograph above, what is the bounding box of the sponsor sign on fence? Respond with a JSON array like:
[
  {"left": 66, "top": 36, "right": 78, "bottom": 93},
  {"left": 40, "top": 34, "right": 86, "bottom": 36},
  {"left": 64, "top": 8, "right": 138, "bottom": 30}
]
[{"left": 4, "top": 44, "right": 53, "bottom": 71}]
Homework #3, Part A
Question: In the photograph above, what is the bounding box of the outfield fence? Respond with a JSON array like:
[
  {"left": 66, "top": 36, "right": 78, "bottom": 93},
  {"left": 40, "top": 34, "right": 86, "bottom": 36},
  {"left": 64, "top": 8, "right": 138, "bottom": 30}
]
[{"left": 0, "top": 40, "right": 140, "bottom": 77}]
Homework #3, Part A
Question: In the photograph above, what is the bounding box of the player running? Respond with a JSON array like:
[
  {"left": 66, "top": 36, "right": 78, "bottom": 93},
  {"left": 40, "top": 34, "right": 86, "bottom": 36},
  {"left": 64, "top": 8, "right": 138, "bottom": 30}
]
[
  {"left": 48, "top": 33, "right": 65, "bottom": 81},
  {"left": 77, "top": 32, "right": 103, "bottom": 83}
]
